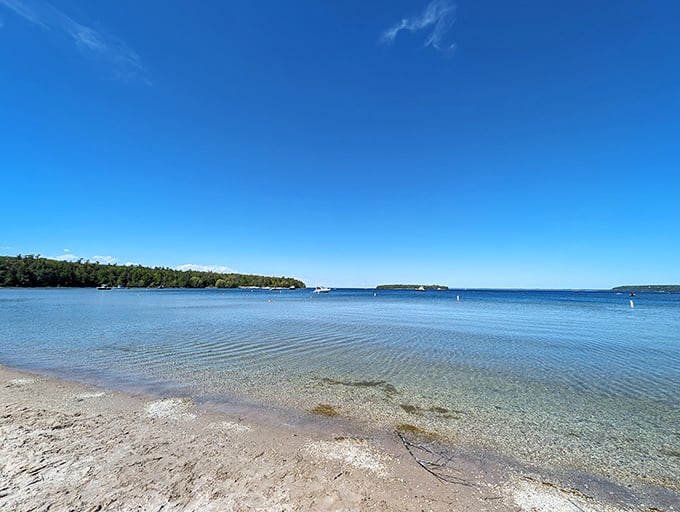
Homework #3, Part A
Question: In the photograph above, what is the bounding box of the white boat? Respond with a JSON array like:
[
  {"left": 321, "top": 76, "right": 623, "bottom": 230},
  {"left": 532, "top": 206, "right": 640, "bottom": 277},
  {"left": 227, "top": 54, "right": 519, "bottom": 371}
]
[
  {"left": 97, "top": 284, "right": 112, "bottom": 290},
  {"left": 314, "top": 286, "right": 331, "bottom": 294},
  {"left": 415, "top": 286, "right": 426, "bottom": 292}
]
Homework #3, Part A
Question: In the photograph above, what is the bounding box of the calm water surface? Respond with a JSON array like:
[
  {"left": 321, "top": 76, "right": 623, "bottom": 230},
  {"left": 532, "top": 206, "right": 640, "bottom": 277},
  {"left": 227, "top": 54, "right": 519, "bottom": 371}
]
[{"left": 2, "top": 288, "right": 679, "bottom": 494}]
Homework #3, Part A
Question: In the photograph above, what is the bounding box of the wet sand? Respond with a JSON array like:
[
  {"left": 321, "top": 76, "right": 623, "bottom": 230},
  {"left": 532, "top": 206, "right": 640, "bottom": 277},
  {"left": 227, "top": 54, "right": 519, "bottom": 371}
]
[{"left": 0, "top": 365, "right": 670, "bottom": 511}]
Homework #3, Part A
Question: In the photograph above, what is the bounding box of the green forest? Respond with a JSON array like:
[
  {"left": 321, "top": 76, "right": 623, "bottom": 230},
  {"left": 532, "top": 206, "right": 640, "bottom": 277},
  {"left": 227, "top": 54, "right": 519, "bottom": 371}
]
[{"left": 0, "top": 255, "right": 305, "bottom": 289}]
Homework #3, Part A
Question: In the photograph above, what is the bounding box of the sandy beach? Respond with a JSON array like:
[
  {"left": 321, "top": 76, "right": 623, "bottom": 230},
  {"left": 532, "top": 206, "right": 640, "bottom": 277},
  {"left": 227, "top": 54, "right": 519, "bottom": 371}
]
[{"left": 0, "top": 365, "right": 671, "bottom": 512}]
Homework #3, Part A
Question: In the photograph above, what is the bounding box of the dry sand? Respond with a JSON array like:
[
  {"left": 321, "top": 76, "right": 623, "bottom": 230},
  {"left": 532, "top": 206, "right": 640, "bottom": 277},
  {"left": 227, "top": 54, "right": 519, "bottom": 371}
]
[{"left": 0, "top": 366, "right": 668, "bottom": 511}]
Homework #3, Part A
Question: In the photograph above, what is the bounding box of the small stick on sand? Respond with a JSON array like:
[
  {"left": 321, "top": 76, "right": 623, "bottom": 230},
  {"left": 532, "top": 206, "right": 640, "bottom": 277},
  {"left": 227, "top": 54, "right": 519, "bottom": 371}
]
[{"left": 396, "top": 431, "right": 472, "bottom": 487}]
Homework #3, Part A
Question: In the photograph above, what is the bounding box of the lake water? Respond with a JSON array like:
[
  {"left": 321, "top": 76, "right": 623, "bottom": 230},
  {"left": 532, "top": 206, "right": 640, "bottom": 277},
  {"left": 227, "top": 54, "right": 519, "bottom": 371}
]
[{"left": 1, "top": 287, "right": 679, "bottom": 499}]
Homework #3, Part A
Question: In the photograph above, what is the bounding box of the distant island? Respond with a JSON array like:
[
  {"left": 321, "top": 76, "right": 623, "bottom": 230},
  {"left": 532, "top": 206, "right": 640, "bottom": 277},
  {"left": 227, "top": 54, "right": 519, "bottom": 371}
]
[
  {"left": 0, "top": 255, "right": 305, "bottom": 289},
  {"left": 611, "top": 285, "right": 680, "bottom": 293},
  {"left": 377, "top": 284, "right": 449, "bottom": 291}
]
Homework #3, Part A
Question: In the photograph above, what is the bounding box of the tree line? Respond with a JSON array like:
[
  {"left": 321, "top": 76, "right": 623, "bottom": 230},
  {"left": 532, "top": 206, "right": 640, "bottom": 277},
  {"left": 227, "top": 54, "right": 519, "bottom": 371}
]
[{"left": 0, "top": 255, "right": 305, "bottom": 289}]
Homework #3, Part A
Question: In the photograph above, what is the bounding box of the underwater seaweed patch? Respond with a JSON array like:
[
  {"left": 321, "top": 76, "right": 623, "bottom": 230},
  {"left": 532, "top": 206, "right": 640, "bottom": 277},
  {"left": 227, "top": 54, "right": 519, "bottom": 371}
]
[
  {"left": 320, "top": 377, "right": 398, "bottom": 397},
  {"left": 311, "top": 403, "right": 340, "bottom": 417}
]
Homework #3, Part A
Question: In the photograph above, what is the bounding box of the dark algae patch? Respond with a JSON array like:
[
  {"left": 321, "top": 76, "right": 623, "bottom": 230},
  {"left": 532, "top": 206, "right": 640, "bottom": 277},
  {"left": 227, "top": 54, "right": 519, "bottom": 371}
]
[
  {"left": 396, "top": 423, "right": 434, "bottom": 438},
  {"left": 400, "top": 404, "right": 420, "bottom": 414},
  {"left": 311, "top": 404, "right": 340, "bottom": 417},
  {"left": 320, "top": 377, "right": 398, "bottom": 397},
  {"left": 399, "top": 403, "right": 463, "bottom": 419},
  {"left": 430, "top": 406, "right": 450, "bottom": 414}
]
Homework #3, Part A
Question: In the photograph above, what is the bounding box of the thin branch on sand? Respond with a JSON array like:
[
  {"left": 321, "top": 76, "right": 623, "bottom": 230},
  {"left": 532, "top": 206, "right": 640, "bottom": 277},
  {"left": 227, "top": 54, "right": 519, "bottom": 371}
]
[{"left": 396, "top": 431, "right": 472, "bottom": 487}]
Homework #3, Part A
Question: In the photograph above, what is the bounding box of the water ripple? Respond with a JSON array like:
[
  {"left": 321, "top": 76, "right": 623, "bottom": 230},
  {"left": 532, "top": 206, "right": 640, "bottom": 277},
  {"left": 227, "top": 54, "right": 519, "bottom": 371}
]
[{"left": 2, "top": 288, "right": 680, "bottom": 492}]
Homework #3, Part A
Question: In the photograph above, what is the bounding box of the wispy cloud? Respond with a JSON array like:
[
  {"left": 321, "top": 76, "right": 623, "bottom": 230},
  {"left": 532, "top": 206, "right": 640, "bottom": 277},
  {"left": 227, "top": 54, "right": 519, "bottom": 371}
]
[
  {"left": 0, "top": 0, "right": 149, "bottom": 84},
  {"left": 92, "top": 255, "right": 118, "bottom": 265},
  {"left": 0, "top": 0, "right": 45, "bottom": 27},
  {"left": 48, "top": 252, "right": 118, "bottom": 264},
  {"left": 380, "top": 0, "right": 456, "bottom": 53},
  {"left": 52, "top": 253, "right": 80, "bottom": 262},
  {"left": 176, "top": 264, "right": 236, "bottom": 274}
]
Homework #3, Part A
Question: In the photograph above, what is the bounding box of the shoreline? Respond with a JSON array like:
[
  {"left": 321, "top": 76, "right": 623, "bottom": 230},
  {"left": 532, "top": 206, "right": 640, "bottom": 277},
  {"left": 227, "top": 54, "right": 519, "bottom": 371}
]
[{"left": 1, "top": 365, "right": 674, "bottom": 511}]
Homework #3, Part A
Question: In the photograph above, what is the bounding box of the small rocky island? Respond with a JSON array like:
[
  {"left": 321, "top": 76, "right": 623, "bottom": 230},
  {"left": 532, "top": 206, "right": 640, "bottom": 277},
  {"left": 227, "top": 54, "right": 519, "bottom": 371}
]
[{"left": 611, "top": 285, "right": 680, "bottom": 293}]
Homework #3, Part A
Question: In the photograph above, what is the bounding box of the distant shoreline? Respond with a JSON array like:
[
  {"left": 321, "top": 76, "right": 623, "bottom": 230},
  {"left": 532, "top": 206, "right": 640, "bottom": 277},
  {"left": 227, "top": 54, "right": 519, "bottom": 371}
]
[
  {"left": 376, "top": 284, "right": 449, "bottom": 290},
  {"left": 610, "top": 285, "right": 680, "bottom": 293},
  {"left": 0, "top": 255, "right": 305, "bottom": 289},
  {"left": 2, "top": 285, "right": 679, "bottom": 293}
]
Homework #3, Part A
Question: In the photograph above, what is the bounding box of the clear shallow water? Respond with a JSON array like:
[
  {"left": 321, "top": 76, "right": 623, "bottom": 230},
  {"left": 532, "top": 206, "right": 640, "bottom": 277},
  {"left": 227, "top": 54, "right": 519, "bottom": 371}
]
[{"left": 1, "top": 288, "right": 679, "bottom": 493}]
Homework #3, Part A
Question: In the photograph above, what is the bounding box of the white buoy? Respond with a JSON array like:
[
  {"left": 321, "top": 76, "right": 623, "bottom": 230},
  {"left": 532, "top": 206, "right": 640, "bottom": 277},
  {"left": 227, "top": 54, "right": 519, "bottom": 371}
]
[
  {"left": 629, "top": 299, "right": 634, "bottom": 308},
  {"left": 456, "top": 295, "right": 460, "bottom": 301}
]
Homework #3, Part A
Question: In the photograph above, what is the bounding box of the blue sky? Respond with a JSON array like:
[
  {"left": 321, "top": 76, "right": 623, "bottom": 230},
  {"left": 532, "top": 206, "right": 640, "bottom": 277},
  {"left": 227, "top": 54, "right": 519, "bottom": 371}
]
[{"left": 1, "top": 0, "right": 679, "bottom": 288}]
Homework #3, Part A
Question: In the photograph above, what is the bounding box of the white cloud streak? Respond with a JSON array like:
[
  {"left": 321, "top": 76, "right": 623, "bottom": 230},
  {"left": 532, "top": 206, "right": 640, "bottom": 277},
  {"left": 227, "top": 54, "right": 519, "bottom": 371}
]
[
  {"left": 0, "top": 0, "right": 45, "bottom": 27},
  {"left": 0, "top": 0, "right": 149, "bottom": 84},
  {"left": 380, "top": 0, "right": 456, "bottom": 53},
  {"left": 52, "top": 253, "right": 80, "bottom": 262},
  {"left": 175, "top": 264, "right": 236, "bottom": 274},
  {"left": 35, "top": 253, "right": 232, "bottom": 272},
  {"left": 48, "top": 253, "right": 118, "bottom": 265},
  {"left": 92, "top": 255, "right": 118, "bottom": 265}
]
